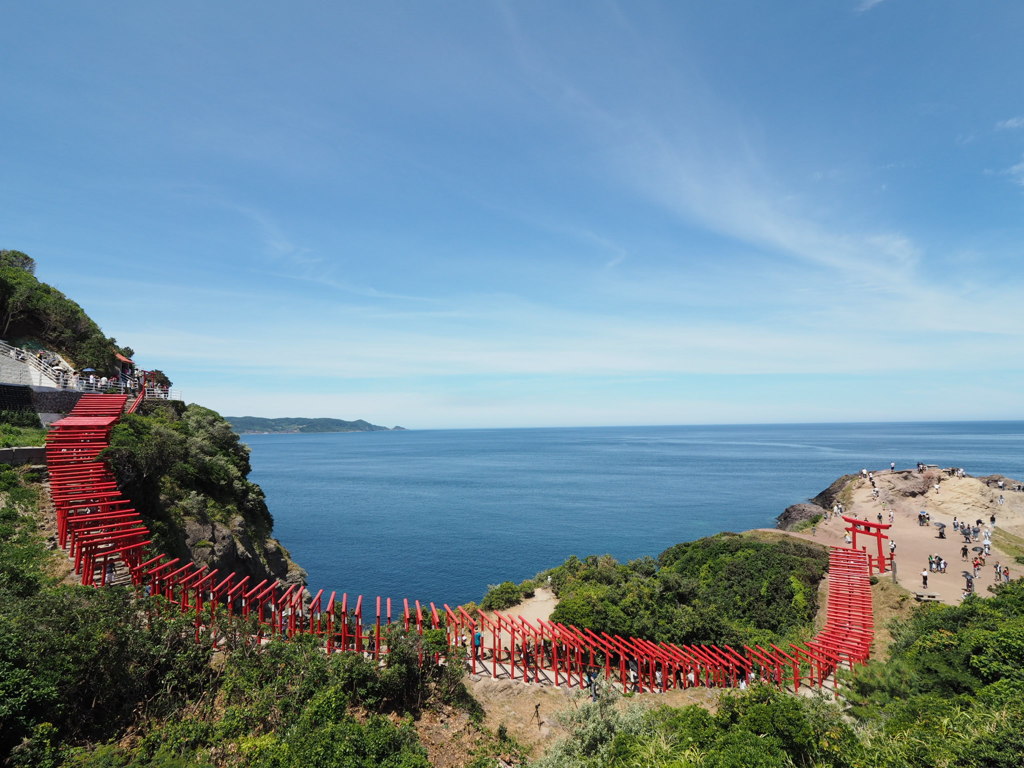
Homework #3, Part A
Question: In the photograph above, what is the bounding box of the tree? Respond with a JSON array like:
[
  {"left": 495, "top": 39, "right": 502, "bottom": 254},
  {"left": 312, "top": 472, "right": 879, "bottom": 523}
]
[
  {"left": 0, "top": 250, "right": 36, "bottom": 275},
  {"left": 0, "top": 267, "right": 35, "bottom": 337}
]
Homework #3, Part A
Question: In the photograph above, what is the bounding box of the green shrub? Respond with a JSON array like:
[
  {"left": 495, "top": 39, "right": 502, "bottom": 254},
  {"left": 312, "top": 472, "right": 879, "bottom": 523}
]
[
  {"left": 481, "top": 581, "right": 525, "bottom": 611},
  {"left": 540, "top": 533, "right": 829, "bottom": 648},
  {"left": 0, "top": 410, "right": 41, "bottom": 429}
]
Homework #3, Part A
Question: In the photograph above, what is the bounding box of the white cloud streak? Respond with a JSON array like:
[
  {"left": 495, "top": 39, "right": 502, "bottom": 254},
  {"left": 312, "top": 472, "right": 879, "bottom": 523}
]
[
  {"left": 996, "top": 116, "right": 1024, "bottom": 130},
  {"left": 856, "top": 0, "right": 889, "bottom": 13}
]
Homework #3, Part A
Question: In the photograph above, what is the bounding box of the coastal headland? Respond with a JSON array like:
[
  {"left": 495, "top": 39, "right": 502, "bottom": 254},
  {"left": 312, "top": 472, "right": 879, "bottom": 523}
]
[
  {"left": 773, "top": 465, "right": 1022, "bottom": 605},
  {"left": 225, "top": 415, "right": 404, "bottom": 434}
]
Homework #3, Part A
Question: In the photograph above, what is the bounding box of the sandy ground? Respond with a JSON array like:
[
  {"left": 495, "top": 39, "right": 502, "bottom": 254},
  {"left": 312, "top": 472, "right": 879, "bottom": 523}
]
[
  {"left": 774, "top": 467, "right": 1023, "bottom": 605},
  {"left": 492, "top": 586, "right": 559, "bottom": 624}
]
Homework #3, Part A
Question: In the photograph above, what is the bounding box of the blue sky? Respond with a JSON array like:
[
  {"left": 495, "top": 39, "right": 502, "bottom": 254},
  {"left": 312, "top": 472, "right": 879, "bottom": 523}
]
[{"left": 3, "top": 1, "right": 1023, "bottom": 429}]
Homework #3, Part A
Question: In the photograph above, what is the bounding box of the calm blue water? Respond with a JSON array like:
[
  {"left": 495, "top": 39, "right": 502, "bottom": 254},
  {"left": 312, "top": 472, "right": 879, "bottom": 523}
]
[{"left": 245, "top": 422, "right": 1024, "bottom": 608}]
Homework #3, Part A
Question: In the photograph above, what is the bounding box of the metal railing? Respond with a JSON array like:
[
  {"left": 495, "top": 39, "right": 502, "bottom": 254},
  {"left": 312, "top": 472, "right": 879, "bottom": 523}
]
[
  {"left": 0, "top": 341, "right": 181, "bottom": 400},
  {"left": 0, "top": 339, "right": 68, "bottom": 387}
]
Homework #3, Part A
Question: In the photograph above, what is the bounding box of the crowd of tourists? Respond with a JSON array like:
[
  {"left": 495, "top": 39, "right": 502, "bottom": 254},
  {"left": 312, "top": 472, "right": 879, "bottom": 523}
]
[{"left": 4, "top": 341, "right": 176, "bottom": 399}]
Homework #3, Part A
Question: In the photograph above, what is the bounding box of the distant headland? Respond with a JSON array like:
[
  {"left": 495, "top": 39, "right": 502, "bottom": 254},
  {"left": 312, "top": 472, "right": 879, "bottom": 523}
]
[{"left": 225, "top": 416, "right": 406, "bottom": 434}]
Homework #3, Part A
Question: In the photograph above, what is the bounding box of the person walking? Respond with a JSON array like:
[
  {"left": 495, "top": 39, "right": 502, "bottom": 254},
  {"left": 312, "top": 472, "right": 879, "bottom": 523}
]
[{"left": 921, "top": 569, "right": 929, "bottom": 589}]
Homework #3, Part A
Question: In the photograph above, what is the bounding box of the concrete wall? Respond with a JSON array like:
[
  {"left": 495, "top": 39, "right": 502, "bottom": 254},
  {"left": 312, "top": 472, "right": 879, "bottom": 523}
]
[
  {"left": 0, "top": 446, "right": 46, "bottom": 466},
  {"left": 31, "top": 389, "right": 82, "bottom": 415}
]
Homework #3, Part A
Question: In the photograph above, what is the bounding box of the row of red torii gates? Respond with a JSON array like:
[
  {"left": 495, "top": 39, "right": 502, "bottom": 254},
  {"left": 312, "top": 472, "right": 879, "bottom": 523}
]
[{"left": 46, "top": 394, "right": 877, "bottom": 694}]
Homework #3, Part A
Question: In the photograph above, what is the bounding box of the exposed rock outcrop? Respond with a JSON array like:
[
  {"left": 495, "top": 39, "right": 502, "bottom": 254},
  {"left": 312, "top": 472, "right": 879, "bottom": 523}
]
[
  {"left": 895, "top": 472, "right": 934, "bottom": 497},
  {"left": 809, "top": 474, "right": 859, "bottom": 510},
  {"left": 183, "top": 517, "right": 307, "bottom": 587},
  {"left": 776, "top": 503, "right": 828, "bottom": 531}
]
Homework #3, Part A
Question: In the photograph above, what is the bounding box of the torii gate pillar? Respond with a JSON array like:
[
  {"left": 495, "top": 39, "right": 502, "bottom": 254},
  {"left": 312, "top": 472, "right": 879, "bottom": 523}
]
[{"left": 842, "top": 515, "right": 891, "bottom": 574}]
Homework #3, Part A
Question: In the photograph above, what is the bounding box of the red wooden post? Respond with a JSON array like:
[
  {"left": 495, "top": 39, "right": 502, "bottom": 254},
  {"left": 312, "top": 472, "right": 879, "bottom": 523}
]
[
  {"left": 375, "top": 597, "right": 382, "bottom": 660},
  {"left": 342, "top": 594, "right": 350, "bottom": 650},
  {"left": 355, "top": 595, "right": 364, "bottom": 653}
]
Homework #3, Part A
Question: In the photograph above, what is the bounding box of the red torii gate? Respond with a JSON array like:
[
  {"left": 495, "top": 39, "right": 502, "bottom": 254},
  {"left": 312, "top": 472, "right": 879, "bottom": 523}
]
[
  {"left": 842, "top": 515, "right": 891, "bottom": 573},
  {"left": 45, "top": 393, "right": 878, "bottom": 696}
]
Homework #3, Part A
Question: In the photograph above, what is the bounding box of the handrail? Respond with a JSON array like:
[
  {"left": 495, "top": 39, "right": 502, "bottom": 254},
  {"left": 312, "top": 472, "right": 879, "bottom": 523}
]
[
  {"left": 0, "top": 339, "right": 68, "bottom": 387},
  {"left": 0, "top": 341, "right": 182, "bottom": 399}
]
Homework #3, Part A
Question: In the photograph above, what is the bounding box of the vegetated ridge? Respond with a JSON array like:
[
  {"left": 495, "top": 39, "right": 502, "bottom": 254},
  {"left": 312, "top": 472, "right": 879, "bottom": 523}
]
[{"left": 225, "top": 415, "right": 405, "bottom": 434}]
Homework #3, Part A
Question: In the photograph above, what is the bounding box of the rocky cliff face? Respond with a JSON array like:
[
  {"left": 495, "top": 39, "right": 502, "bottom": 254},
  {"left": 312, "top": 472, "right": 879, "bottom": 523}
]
[
  {"left": 103, "top": 402, "right": 310, "bottom": 590},
  {"left": 774, "top": 473, "right": 860, "bottom": 531},
  {"left": 184, "top": 517, "right": 307, "bottom": 588},
  {"left": 776, "top": 503, "right": 828, "bottom": 531},
  {"left": 808, "top": 473, "right": 859, "bottom": 510}
]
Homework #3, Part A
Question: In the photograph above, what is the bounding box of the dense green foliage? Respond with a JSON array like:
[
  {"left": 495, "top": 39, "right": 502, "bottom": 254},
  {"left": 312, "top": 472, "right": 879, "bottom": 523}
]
[
  {"left": 101, "top": 402, "right": 274, "bottom": 559},
  {"left": 480, "top": 579, "right": 536, "bottom": 611},
  {"left": 0, "top": 250, "right": 125, "bottom": 371},
  {"left": 531, "top": 686, "right": 858, "bottom": 768},
  {"left": 0, "top": 410, "right": 42, "bottom": 429},
  {"left": 2, "top": 589, "right": 215, "bottom": 765},
  {"left": 0, "top": 466, "right": 49, "bottom": 598},
  {"left": 57, "top": 628, "right": 473, "bottom": 768},
  {"left": 0, "top": 410, "right": 46, "bottom": 447},
  {"left": 0, "top": 250, "right": 36, "bottom": 275},
  {"left": 2, "top": 597, "right": 474, "bottom": 767},
  {"left": 538, "top": 533, "right": 828, "bottom": 648},
  {"left": 840, "top": 580, "right": 1024, "bottom": 767},
  {"left": 0, "top": 466, "right": 483, "bottom": 767}
]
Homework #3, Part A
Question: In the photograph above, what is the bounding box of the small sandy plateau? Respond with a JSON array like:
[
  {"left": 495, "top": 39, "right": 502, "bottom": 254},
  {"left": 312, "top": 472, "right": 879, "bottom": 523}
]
[{"left": 773, "top": 467, "right": 1023, "bottom": 606}]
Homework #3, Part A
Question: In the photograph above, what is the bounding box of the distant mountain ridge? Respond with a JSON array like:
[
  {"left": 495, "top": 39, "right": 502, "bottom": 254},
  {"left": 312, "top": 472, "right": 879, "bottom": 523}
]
[{"left": 225, "top": 416, "right": 404, "bottom": 434}]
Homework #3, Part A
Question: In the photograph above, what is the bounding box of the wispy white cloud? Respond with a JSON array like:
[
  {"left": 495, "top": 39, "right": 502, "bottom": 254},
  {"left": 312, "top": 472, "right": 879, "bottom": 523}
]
[
  {"left": 1003, "top": 157, "right": 1024, "bottom": 186},
  {"left": 855, "top": 0, "right": 889, "bottom": 13},
  {"left": 996, "top": 116, "right": 1024, "bottom": 130}
]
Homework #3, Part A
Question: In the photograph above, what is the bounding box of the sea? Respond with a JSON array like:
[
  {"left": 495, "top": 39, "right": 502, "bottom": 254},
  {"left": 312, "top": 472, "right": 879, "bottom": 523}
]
[{"left": 245, "top": 421, "right": 1024, "bottom": 609}]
